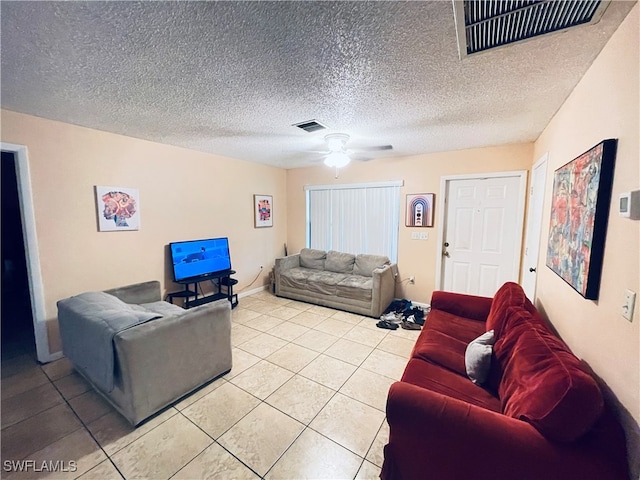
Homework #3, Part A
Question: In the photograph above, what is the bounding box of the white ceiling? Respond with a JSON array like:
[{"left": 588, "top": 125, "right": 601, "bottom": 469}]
[{"left": 1, "top": 1, "right": 635, "bottom": 169}]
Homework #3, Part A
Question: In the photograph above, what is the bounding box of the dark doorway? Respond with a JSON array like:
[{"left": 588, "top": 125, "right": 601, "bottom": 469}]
[{"left": 1, "top": 151, "right": 35, "bottom": 361}]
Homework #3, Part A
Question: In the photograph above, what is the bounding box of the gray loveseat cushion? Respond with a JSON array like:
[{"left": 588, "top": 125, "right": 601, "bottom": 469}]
[
  {"left": 353, "top": 254, "right": 391, "bottom": 277},
  {"left": 306, "top": 270, "right": 350, "bottom": 295},
  {"left": 336, "top": 275, "right": 374, "bottom": 301},
  {"left": 300, "top": 248, "right": 327, "bottom": 270},
  {"left": 279, "top": 267, "right": 311, "bottom": 290},
  {"left": 325, "top": 251, "right": 356, "bottom": 274}
]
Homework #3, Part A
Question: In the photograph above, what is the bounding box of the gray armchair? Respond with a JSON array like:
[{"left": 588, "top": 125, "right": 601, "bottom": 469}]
[{"left": 57, "top": 280, "right": 232, "bottom": 425}]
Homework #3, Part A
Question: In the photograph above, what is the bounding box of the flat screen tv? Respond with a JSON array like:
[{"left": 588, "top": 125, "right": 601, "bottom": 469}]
[{"left": 170, "top": 237, "right": 232, "bottom": 283}]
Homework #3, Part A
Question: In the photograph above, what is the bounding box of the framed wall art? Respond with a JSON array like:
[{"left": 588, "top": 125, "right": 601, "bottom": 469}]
[
  {"left": 95, "top": 186, "right": 140, "bottom": 231},
  {"left": 406, "top": 193, "right": 435, "bottom": 227},
  {"left": 546, "top": 139, "right": 617, "bottom": 300},
  {"left": 254, "top": 194, "right": 273, "bottom": 228}
]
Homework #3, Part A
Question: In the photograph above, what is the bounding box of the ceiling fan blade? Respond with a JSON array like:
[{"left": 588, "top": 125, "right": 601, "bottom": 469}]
[{"left": 356, "top": 144, "right": 393, "bottom": 151}]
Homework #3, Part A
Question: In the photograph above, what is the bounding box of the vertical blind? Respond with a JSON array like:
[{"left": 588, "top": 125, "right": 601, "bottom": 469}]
[{"left": 305, "top": 181, "right": 402, "bottom": 262}]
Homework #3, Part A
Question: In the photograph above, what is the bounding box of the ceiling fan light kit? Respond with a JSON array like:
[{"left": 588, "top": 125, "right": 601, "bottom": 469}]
[
  {"left": 323, "top": 133, "right": 352, "bottom": 169},
  {"left": 325, "top": 133, "right": 350, "bottom": 152},
  {"left": 324, "top": 151, "right": 351, "bottom": 168},
  {"left": 299, "top": 130, "right": 392, "bottom": 173}
]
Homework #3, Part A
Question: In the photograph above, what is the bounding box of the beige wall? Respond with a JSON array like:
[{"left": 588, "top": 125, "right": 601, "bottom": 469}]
[
  {"left": 533, "top": 3, "right": 639, "bottom": 427},
  {"left": 1, "top": 110, "right": 287, "bottom": 353},
  {"left": 286, "top": 143, "right": 534, "bottom": 305}
]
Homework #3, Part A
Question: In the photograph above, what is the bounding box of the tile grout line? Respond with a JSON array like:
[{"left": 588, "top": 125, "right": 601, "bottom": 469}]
[
  {"left": 10, "top": 297, "right": 389, "bottom": 479},
  {"left": 169, "top": 410, "right": 264, "bottom": 480},
  {"left": 218, "top": 300, "right": 397, "bottom": 477},
  {"left": 215, "top": 335, "right": 373, "bottom": 478},
  {"left": 253, "top": 343, "right": 379, "bottom": 476},
  {"left": 40, "top": 364, "right": 128, "bottom": 480}
]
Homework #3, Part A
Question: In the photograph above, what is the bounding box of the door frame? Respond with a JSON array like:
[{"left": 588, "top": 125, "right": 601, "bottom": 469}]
[
  {"left": 435, "top": 170, "right": 528, "bottom": 292},
  {"left": 520, "top": 153, "right": 549, "bottom": 301},
  {"left": 1, "top": 142, "right": 55, "bottom": 362}
]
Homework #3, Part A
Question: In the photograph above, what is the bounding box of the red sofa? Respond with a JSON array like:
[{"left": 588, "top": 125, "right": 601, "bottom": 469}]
[{"left": 382, "top": 282, "right": 629, "bottom": 480}]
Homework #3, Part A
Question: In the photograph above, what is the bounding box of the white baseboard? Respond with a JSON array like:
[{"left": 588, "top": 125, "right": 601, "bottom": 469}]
[
  {"left": 239, "top": 285, "right": 268, "bottom": 298},
  {"left": 42, "top": 350, "right": 64, "bottom": 364}
]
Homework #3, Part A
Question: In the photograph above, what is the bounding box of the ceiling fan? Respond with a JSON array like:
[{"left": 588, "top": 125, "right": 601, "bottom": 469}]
[{"left": 319, "top": 133, "right": 393, "bottom": 170}]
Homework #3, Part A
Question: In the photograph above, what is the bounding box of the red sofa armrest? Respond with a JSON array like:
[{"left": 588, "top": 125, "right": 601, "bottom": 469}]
[
  {"left": 430, "top": 290, "right": 492, "bottom": 322},
  {"left": 384, "top": 382, "right": 627, "bottom": 480}
]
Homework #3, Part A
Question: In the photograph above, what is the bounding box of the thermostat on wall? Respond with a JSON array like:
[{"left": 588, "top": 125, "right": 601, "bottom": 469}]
[{"left": 619, "top": 190, "right": 640, "bottom": 220}]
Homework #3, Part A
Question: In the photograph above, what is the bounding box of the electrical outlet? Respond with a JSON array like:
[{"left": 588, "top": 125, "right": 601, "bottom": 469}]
[
  {"left": 409, "top": 276, "right": 415, "bottom": 284},
  {"left": 622, "top": 290, "right": 636, "bottom": 321},
  {"left": 411, "top": 232, "right": 419, "bottom": 240},
  {"left": 419, "top": 232, "right": 429, "bottom": 240}
]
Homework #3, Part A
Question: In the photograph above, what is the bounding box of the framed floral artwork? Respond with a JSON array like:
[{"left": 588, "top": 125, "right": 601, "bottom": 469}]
[{"left": 95, "top": 186, "right": 140, "bottom": 231}]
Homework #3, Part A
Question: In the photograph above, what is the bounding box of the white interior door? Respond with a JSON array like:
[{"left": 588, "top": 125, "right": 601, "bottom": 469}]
[
  {"left": 520, "top": 154, "right": 548, "bottom": 301},
  {"left": 441, "top": 173, "right": 526, "bottom": 297}
]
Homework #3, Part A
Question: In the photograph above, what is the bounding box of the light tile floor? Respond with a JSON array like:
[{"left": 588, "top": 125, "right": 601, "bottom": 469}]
[{"left": 1, "top": 290, "right": 420, "bottom": 479}]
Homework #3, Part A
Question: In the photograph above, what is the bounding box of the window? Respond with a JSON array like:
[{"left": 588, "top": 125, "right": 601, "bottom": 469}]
[{"left": 305, "top": 181, "right": 402, "bottom": 262}]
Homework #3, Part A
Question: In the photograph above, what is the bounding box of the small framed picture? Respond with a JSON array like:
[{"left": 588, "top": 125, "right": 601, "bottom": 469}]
[
  {"left": 254, "top": 194, "right": 273, "bottom": 228},
  {"left": 406, "top": 193, "right": 434, "bottom": 227},
  {"left": 95, "top": 186, "right": 140, "bottom": 231}
]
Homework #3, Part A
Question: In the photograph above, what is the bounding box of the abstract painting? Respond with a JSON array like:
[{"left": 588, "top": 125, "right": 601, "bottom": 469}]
[
  {"left": 254, "top": 194, "right": 273, "bottom": 228},
  {"left": 406, "top": 194, "right": 434, "bottom": 227},
  {"left": 546, "top": 139, "right": 617, "bottom": 299},
  {"left": 95, "top": 186, "right": 140, "bottom": 231}
]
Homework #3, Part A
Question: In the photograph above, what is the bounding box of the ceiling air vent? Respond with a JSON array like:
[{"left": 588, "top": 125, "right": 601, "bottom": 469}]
[
  {"left": 453, "top": 0, "right": 610, "bottom": 58},
  {"left": 292, "top": 119, "right": 328, "bottom": 133}
]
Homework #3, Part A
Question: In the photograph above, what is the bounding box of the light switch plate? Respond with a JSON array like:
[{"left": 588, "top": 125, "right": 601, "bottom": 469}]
[{"left": 622, "top": 290, "right": 636, "bottom": 321}]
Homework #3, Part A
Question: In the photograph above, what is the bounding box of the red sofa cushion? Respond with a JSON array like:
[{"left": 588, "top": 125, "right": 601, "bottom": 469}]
[
  {"left": 430, "top": 290, "right": 493, "bottom": 322},
  {"left": 424, "top": 309, "right": 486, "bottom": 344},
  {"left": 486, "top": 282, "right": 526, "bottom": 338},
  {"left": 495, "top": 311, "right": 604, "bottom": 442},
  {"left": 411, "top": 328, "right": 467, "bottom": 375},
  {"left": 401, "top": 358, "right": 501, "bottom": 412}
]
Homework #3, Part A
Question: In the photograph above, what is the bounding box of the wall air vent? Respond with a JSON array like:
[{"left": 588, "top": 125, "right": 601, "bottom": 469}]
[
  {"left": 453, "top": 0, "right": 610, "bottom": 58},
  {"left": 292, "top": 119, "right": 328, "bottom": 133}
]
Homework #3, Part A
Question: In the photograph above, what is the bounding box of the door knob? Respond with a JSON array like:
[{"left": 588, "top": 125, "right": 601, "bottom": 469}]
[
  {"left": 529, "top": 267, "right": 536, "bottom": 272},
  {"left": 443, "top": 251, "right": 450, "bottom": 258}
]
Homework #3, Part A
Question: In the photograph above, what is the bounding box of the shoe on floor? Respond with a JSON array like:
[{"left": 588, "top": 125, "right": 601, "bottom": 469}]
[
  {"left": 377, "top": 320, "right": 399, "bottom": 330},
  {"left": 401, "top": 320, "right": 421, "bottom": 330},
  {"left": 380, "top": 312, "right": 403, "bottom": 323}
]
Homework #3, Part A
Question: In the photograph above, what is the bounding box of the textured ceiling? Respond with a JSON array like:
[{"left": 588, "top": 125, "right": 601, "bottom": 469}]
[{"left": 1, "top": 1, "right": 635, "bottom": 168}]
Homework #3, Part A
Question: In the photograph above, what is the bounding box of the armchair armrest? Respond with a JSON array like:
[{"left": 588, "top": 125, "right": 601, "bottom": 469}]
[
  {"left": 430, "top": 290, "right": 492, "bottom": 322},
  {"left": 385, "top": 382, "right": 625, "bottom": 480},
  {"left": 275, "top": 254, "right": 300, "bottom": 272},
  {"left": 113, "top": 299, "right": 231, "bottom": 425},
  {"left": 275, "top": 254, "right": 300, "bottom": 296},
  {"left": 372, "top": 264, "right": 396, "bottom": 317}
]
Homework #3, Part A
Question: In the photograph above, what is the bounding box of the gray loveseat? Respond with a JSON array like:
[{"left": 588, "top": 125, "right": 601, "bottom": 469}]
[
  {"left": 275, "top": 249, "right": 396, "bottom": 317},
  {"left": 57, "top": 280, "right": 231, "bottom": 425}
]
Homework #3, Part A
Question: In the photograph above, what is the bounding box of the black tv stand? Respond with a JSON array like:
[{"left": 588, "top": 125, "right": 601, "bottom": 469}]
[{"left": 167, "top": 270, "right": 237, "bottom": 309}]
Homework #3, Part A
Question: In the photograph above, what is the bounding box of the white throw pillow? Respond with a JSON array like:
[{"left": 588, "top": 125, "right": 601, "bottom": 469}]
[{"left": 465, "top": 330, "right": 496, "bottom": 385}]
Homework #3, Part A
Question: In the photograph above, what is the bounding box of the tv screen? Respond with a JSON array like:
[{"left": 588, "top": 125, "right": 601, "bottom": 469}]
[{"left": 170, "top": 237, "right": 232, "bottom": 282}]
